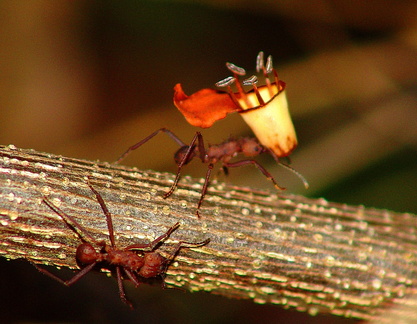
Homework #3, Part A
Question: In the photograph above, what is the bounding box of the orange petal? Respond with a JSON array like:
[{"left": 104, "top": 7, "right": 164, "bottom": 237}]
[{"left": 173, "top": 83, "right": 239, "bottom": 128}]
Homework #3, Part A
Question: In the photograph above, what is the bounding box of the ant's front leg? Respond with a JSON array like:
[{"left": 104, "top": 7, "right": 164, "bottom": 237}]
[
  {"left": 224, "top": 160, "right": 286, "bottom": 190},
  {"left": 87, "top": 183, "right": 117, "bottom": 248},
  {"left": 43, "top": 198, "right": 100, "bottom": 246},
  {"left": 32, "top": 262, "right": 97, "bottom": 287}
]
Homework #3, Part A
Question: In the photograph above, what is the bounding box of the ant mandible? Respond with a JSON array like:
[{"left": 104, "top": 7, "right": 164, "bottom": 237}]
[
  {"left": 115, "top": 128, "right": 304, "bottom": 217},
  {"left": 33, "top": 184, "right": 210, "bottom": 309}
]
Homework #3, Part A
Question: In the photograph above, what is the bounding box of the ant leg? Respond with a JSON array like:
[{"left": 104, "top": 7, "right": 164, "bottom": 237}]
[
  {"left": 124, "top": 269, "right": 141, "bottom": 287},
  {"left": 116, "top": 266, "right": 133, "bottom": 309},
  {"left": 115, "top": 128, "right": 186, "bottom": 164},
  {"left": 125, "top": 222, "right": 180, "bottom": 251},
  {"left": 87, "top": 184, "right": 117, "bottom": 248},
  {"left": 32, "top": 262, "right": 96, "bottom": 286},
  {"left": 224, "top": 160, "right": 286, "bottom": 190},
  {"left": 163, "top": 132, "right": 200, "bottom": 199},
  {"left": 163, "top": 238, "right": 210, "bottom": 271},
  {"left": 43, "top": 198, "right": 101, "bottom": 246},
  {"left": 195, "top": 132, "right": 206, "bottom": 161},
  {"left": 196, "top": 163, "right": 214, "bottom": 218}
]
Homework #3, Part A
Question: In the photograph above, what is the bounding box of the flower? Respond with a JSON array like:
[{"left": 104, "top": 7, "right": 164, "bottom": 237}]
[
  {"left": 173, "top": 84, "right": 238, "bottom": 128},
  {"left": 173, "top": 51, "right": 298, "bottom": 157}
]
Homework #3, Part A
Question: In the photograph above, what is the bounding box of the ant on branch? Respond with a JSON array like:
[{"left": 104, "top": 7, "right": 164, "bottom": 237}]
[
  {"left": 33, "top": 184, "right": 210, "bottom": 309},
  {"left": 116, "top": 128, "right": 307, "bottom": 217},
  {"left": 116, "top": 52, "right": 308, "bottom": 217}
]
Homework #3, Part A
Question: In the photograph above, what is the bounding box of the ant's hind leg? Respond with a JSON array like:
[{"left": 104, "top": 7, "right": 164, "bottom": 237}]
[
  {"left": 115, "top": 128, "right": 186, "bottom": 164},
  {"left": 196, "top": 163, "right": 214, "bottom": 218},
  {"left": 163, "top": 132, "right": 200, "bottom": 199},
  {"left": 165, "top": 238, "right": 211, "bottom": 269},
  {"left": 125, "top": 222, "right": 180, "bottom": 251}
]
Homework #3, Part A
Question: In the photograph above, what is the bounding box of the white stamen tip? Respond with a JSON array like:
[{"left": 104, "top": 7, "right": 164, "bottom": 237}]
[
  {"left": 266, "top": 55, "right": 273, "bottom": 74},
  {"left": 243, "top": 75, "right": 258, "bottom": 86},
  {"left": 215, "top": 76, "right": 235, "bottom": 87},
  {"left": 226, "top": 62, "right": 246, "bottom": 76},
  {"left": 256, "top": 51, "right": 264, "bottom": 73}
]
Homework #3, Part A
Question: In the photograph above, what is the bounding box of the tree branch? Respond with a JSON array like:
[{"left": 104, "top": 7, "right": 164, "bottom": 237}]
[{"left": 1, "top": 145, "right": 416, "bottom": 321}]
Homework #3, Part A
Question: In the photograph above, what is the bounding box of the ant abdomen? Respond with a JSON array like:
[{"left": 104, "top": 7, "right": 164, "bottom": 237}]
[
  {"left": 139, "top": 252, "right": 166, "bottom": 278},
  {"left": 174, "top": 146, "right": 195, "bottom": 165},
  {"left": 76, "top": 243, "right": 98, "bottom": 265}
]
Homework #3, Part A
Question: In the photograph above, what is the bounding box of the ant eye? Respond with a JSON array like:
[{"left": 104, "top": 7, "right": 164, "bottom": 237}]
[
  {"left": 241, "top": 140, "right": 262, "bottom": 157},
  {"left": 173, "top": 51, "right": 298, "bottom": 157}
]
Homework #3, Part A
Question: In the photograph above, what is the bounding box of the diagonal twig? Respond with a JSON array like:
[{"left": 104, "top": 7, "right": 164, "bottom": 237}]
[{"left": 0, "top": 145, "right": 416, "bottom": 320}]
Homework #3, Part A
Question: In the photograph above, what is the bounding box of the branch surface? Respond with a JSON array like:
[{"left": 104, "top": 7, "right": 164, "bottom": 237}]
[{"left": 0, "top": 145, "right": 416, "bottom": 321}]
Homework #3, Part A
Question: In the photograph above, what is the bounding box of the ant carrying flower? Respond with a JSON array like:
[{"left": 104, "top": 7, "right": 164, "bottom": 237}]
[{"left": 116, "top": 52, "right": 308, "bottom": 217}]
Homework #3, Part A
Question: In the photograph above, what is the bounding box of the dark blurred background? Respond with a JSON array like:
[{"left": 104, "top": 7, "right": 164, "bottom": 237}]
[{"left": 0, "top": 1, "right": 416, "bottom": 323}]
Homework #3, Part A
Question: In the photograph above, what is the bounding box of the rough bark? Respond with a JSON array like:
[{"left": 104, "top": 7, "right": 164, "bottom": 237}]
[{"left": 0, "top": 145, "right": 416, "bottom": 321}]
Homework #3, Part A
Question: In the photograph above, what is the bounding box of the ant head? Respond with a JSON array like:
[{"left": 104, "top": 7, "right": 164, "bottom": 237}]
[
  {"left": 174, "top": 146, "right": 195, "bottom": 165},
  {"left": 76, "top": 243, "right": 98, "bottom": 265},
  {"left": 240, "top": 138, "right": 264, "bottom": 157}
]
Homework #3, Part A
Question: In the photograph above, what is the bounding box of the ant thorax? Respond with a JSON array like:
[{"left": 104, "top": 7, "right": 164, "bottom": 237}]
[
  {"left": 105, "top": 248, "right": 146, "bottom": 272},
  {"left": 206, "top": 138, "right": 264, "bottom": 163}
]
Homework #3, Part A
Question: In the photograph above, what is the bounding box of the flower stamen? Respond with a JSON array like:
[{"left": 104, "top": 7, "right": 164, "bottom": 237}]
[
  {"left": 256, "top": 52, "right": 273, "bottom": 96},
  {"left": 215, "top": 76, "right": 243, "bottom": 110},
  {"left": 225, "top": 62, "right": 251, "bottom": 106},
  {"left": 243, "top": 75, "right": 265, "bottom": 106}
]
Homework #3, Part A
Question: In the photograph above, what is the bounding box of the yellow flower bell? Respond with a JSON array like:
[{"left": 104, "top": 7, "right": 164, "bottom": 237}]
[
  {"left": 216, "top": 52, "right": 297, "bottom": 157},
  {"left": 174, "top": 51, "right": 298, "bottom": 157}
]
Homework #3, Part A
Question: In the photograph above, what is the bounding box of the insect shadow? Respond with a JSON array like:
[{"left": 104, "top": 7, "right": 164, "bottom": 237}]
[
  {"left": 115, "top": 128, "right": 306, "bottom": 217},
  {"left": 32, "top": 184, "right": 210, "bottom": 308}
]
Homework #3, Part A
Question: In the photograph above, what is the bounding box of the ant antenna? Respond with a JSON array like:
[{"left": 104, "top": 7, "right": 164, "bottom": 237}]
[
  {"left": 276, "top": 160, "right": 309, "bottom": 189},
  {"left": 268, "top": 148, "right": 309, "bottom": 189}
]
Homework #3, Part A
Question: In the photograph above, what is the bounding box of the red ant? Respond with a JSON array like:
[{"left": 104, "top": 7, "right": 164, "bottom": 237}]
[
  {"left": 32, "top": 184, "right": 210, "bottom": 309},
  {"left": 116, "top": 128, "right": 308, "bottom": 217}
]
